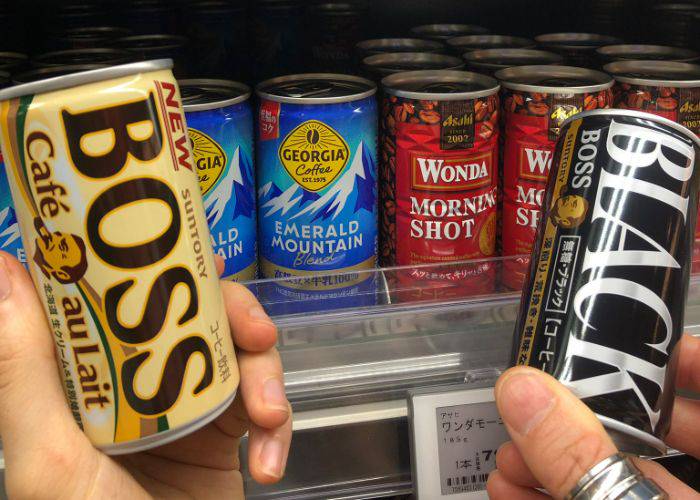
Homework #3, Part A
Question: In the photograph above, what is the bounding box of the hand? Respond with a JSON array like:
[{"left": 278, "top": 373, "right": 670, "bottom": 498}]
[
  {"left": 488, "top": 335, "right": 700, "bottom": 499},
  {"left": 0, "top": 252, "right": 292, "bottom": 498}
]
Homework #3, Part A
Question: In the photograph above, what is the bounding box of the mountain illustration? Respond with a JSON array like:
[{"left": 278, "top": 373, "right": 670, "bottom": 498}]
[
  {"left": 204, "top": 146, "right": 256, "bottom": 228},
  {"left": 0, "top": 206, "right": 20, "bottom": 250},
  {"left": 261, "top": 141, "right": 376, "bottom": 222}
]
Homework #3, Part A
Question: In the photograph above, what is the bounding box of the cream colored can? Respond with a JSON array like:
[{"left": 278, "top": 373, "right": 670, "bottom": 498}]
[{"left": 0, "top": 60, "right": 239, "bottom": 454}]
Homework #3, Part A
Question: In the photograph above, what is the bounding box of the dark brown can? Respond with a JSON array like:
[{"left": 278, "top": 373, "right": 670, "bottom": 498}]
[
  {"left": 496, "top": 65, "right": 614, "bottom": 291},
  {"left": 31, "top": 48, "right": 136, "bottom": 68},
  {"left": 597, "top": 44, "right": 700, "bottom": 65},
  {"left": 380, "top": 70, "right": 500, "bottom": 297},
  {"left": 464, "top": 48, "right": 564, "bottom": 76},
  {"left": 446, "top": 35, "right": 536, "bottom": 56},
  {"left": 535, "top": 32, "right": 622, "bottom": 68},
  {"left": 361, "top": 52, "right": 464, "bottom": 81},
  {"left": 410, "top": 24, "right": 489, "bottom": 42},
  {"left": 513, "top": 109, "right": 700, "bottom": 456}
]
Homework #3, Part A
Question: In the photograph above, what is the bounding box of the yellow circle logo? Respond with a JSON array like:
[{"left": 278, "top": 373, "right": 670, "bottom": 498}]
[
  {"left": 189, "top": 128, "right": 227, "bottom": 196},
  {"left": 278, "top": 120, "right": 350, "bottom": 192}
]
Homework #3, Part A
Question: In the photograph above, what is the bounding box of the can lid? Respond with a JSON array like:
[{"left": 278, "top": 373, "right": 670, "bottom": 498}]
[
  {"left": 32, "top": 48, "right": 136, "bottom": 68},
  {"left": 603, "top": 60, "right": 700, "bottom": 87},
  {"left": 535, "top": 32, "right": 622, "bottom": 49},
  {"left": 465, "top": 48, "right": 564, "bottom": 68},
  {"left": 0, "top": 59, "right": 173, "bottom": 100},
  {"left": 58, "top": 26, "right": 132, "bottom": 42},
  {"left": 356, "top": 38, "right": 444, "bottom": 55},
  {"left": 447, "top": 35, "right": 535, "bottom": 52},
  {"left": 495, "top": 65, "right": 614, "bottom": 93},
  {"left": 382, "top": 70, "right": 499, "bottom": 100},
  {"left": 307, "top": 2, "right": 368, "bottom": 15},
  {"left": 12, "top": 64, "right": 111, "bottom": 84},
  {"left": 410, "top": 23, "right": 489, "bottom": 41},
  {"left": 114, "top": 35, "right": 188, "bottom": 51},
  {"left": 596, "top": 44, "right": 700, "bottom": 63},
  {"left": 256, "top": 73, "right": 376, "bottom": 104},
  {"left": 363, "top": 52, "right": 464, "bottom": 77},
  {"left": 180, "top": 79, "right": 251, "bottom": 111}
]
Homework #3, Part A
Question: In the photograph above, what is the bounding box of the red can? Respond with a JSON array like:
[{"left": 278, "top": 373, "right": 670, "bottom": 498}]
[
  {"left": 606, "top": 60, "right": 700, "bottom": 267},
  {"left": 496, "top": 65, "right": 613, "bottom": 290},
  {"left": 380, "top": 70, "right": 500, "bottom": 298}
]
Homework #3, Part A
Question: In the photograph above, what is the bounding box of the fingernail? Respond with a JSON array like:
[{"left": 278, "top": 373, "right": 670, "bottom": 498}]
[
  {"left": 0, "top": 256, "right": 11, "bottom": 302},
  {"left": 263, "top": 377, "right": 289, "bottom": 413},
  {"left": 497, "top": 372, "right": 555, "bottom": 436},
  {"left": 249, "top": 305, "right": 274, "bottom": 325},
  {"left": 259, "top": 436, "right": 285, "bottom": 478}
]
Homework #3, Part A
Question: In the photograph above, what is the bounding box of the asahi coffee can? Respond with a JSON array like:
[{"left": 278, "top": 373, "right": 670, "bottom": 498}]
[
  {"left": 512, "top": 109, "right": 700, "bottom": 455},
  {"left": 0, "top": 60, "right": 239, "bottom": 453},
  {"left": 361, "top": 52, "right": 464, "bottom": 82},
  {"left": 446, "top": 35, "right": 536, "bottom": 57},
  {"left": 605, "top": 60, "right": 700, "bottom": 266},
  {"left": 410, "top": 24, "right": 489, "bottom": 42},
  {"left": 596, "top": 44, "right": 700, "bottom": 65},
  {"left": 180, "top": 79, "right": 257, "bottom": 281},
  {"left": 380, "top": 70, "right": 500, "bottom": 297},
  {"left": 497, "top": 65, "right": 614, "bottom": 290},
  {"left": 463, "top": 48, "right": 564, "bottom": 77},
  {"left": 535, "top": 32, "right": 622, "bottom": 68}
]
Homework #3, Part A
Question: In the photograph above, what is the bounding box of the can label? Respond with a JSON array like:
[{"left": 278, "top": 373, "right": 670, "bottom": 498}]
[
  {"left": 501, "top": 89, "right": 612, "bottom": 290},
  {"left": 0, "top": 70, "right": 238, "bottom": 449},
  {"left": 257, "top": 98, "right": 378, "bottom": 287},
  {"left": 186, "top": 101, "right": 257, "bottom": 281},
  {"left": 0, "top": 154, "right": 26, "bottom": 265},
  {"left": 513, "top": 114, "right": 698, "bottom": 441}
]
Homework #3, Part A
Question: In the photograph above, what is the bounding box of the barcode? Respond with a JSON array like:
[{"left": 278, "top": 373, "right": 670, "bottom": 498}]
[{"left": 446, "top": 473, "right": 489, "bottom": 487}]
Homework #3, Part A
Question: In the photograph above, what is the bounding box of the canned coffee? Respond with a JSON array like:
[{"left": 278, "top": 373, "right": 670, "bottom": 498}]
[
  {"left": 361, "top": 52, "right": 464, "bottom": 81},
  {"left": 13, "top": 64, "right": 110, "bottom": 84},
  {"left": 0, "top": 52, "right": 29, "bottom": 76},
  {"left": 410, "top": 24, "right": 489, "bottom": 42},
  {"left": 464, "top": 49, "right": 563, "bottom": 76},
  {"left": 32, "top": 49, "right": 136, "bottom": 68},
  {"left": 251, "top": 0, "right": 305, "bottom": 82},
  {"left": 122, "top": 0, "right": 179, "bottom": 35},
  {"left": 535, "top": 32, "right": 622, "bottom": 68},
  {"left": 0, "top": 60, "right": 238, "bottom": 453},
  {"left": 355, "top": 38, "right": 444, "bottom": 58},
  {"left": 306, "top": 2, "right": 369, "bottom": 73},
  {"left": 651, "top": 3, "right": 700, "bottom": 49},
  {"left": 513, "top": 109, "right": 700, "bottom": 456},
  {"left": 380, "top": 70, "right": 500, "bottom": 295},
  {"left": 597, "top": 44, "right": 700, "bottom": 64},
  {"left": 446, "top": 35, "right": 536, "bottom": 56},
  {"left": 180, "top": 79, "right": 257, "bottom": 281},
  {"left": 496, "top": 65, "right": 613, "bottom": 290},
  {"left": 53, "top": 27, "right": 133, "bottom": 50},
  {"left": 114, "top": 35, "right": 190, "bottom": 77}
]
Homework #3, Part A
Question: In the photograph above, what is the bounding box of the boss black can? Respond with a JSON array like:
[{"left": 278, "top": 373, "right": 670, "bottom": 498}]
[
  {"left": 305, "top": 2, "right": 368, "bottom": 73},
  {"left": 512, "top": 109, "right": 700, "bottom": 455},
  {"left": 361, "top": 52, "right": 464, "bottom": 82},
  {"left": 463, "top": 48, "right": 563, "bottom": 76}
]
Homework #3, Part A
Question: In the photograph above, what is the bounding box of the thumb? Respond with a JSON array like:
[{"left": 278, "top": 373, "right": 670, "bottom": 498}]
[
  {"left": 0, "top": 252, "right": 89, "bottom": 462},
  {"left": 494, "top": 366, "right": 617, "bottom": 498}
]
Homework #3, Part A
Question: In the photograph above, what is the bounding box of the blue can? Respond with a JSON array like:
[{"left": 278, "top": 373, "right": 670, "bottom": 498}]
[
  {"left": 0, "top": 155, "right": 25, "bottom": 265},
  {"left": 256, "top": 73, "right": 378, "bottom": 293},
  {"left": 181, "top": 79, "right": 257, "bottom": 281}
]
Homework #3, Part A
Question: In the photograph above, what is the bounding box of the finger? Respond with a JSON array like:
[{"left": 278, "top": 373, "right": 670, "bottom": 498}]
[
  {"left": 486, "top": 470, "right": 549, "bottom": 500},
  {"left": 215, "top": 255, "right": 225, "bottom": 277},
  {"left": 665, "top": 397, "right": 700, "bottom": 458},
  {"left": 0, "top": 253, "right": 89, "bottom": 461},
  {"left": 247, "top": 408, "right": 292, "bottom": 484},
  {"left": 496, "top": 441, "right": 541, "bottom": 489},
  {"left": 222, "top": 280, "right": 277, "bottom": 352},
  {"left": 631, "top": 457, "right": 699, "bottom": 498},
  {"left": 495, "top": 366, "right": 618, "bottom": 499},
  {"left": 675, "top": 334, "right": 700, "bottom": 392},
  {"left": 239, "top": 348, "right": 290, "bottom": 429}
]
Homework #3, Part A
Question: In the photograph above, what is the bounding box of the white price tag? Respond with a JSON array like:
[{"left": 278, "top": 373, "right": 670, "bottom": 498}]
[{"left": 409, "top": 387, "right": 511, "bottom": 499}]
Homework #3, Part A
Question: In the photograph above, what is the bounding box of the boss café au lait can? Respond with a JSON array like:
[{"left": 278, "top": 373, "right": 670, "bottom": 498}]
[
  {"left": 256, "top": 74, "right": 378, "bottom": 285},
  {"left": 0, "top": 60, "right": 239, "bottom": 453}
]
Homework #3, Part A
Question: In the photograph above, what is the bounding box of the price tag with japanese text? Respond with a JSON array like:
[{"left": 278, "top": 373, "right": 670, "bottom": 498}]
[{"left": 409, "top": 386, "right": 511, "bottom": 499}]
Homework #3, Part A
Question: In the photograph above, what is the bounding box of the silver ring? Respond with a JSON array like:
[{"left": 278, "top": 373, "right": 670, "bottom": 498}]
[{"left": 565, "top": 453, "right": 668, "bottom": 500}]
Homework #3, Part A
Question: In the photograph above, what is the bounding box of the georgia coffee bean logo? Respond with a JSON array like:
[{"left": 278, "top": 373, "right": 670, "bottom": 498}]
[
  {"left": 562, "top": 122, "right": 695, "bottom": 431},
  {"left": 278, "top": 119, "right": 350, "bottom": 192},
  {"left": 55, "top": 82, "right": 215, "bottom": 416},
  {"left": 411, "top": 152, "right": 492, "bottom": 192},
  {"left": 518, "top": 145, "right": 553, "bottom": 181},
  {"left": 189, "top": 128, "right": 227, "bottom": 196}
]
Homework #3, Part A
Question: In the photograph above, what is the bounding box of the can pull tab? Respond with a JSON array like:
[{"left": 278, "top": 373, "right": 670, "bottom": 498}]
[{"left": 277, "top": 80, "right": 359, "bottom": 98}]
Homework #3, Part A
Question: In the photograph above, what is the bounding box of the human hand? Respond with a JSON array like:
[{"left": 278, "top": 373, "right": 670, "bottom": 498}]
[
  {"left": 0, "top": 252, "right": 292, "bottom": 498},
  {"left": 488, "top": 335, "right": 700, "bottom": 499}
]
